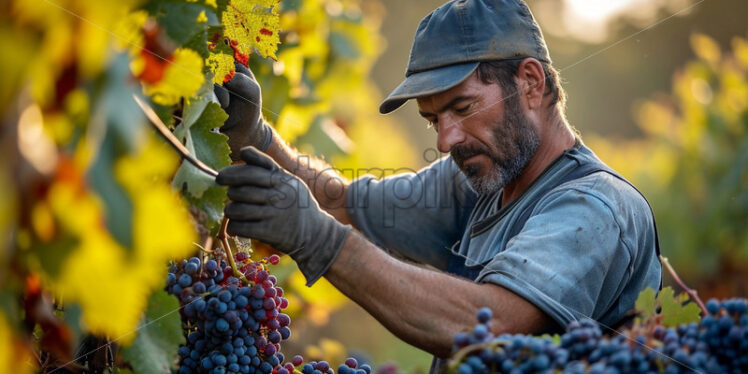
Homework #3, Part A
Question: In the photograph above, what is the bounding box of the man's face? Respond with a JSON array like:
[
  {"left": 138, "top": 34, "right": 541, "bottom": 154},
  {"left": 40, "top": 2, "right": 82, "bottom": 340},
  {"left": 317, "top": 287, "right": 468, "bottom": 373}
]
[{"left": 417, "top": 73, "right": 540, "bottom": 194}]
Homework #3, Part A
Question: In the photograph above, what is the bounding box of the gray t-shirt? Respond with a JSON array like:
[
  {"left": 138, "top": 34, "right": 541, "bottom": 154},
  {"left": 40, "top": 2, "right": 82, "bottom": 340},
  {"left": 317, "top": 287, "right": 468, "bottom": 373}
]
[{"left": 346, "top": 143, "right": 661, "bottom": 329}]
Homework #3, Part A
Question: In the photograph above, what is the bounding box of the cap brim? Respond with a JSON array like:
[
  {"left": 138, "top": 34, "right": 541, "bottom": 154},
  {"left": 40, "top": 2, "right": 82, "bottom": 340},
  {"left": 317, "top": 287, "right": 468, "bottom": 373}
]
[{"left": 379, "top": 62, "right": 479, "bottom": 114}]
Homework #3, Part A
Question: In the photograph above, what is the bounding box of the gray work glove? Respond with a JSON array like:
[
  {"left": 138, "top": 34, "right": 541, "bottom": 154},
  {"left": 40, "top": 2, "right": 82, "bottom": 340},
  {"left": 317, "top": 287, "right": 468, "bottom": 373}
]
[
  {"left": 216, "top": 146, "right": 351, "bottom": 285},
  {"left": 214, "top": 63, "right": 273, "bottom": 160}
]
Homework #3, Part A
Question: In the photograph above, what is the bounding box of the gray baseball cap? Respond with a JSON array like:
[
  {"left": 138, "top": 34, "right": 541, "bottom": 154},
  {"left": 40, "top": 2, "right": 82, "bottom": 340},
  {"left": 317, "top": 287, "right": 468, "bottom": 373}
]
[{"left": 379, "top": 0, "right": 551, "bottom": 114}]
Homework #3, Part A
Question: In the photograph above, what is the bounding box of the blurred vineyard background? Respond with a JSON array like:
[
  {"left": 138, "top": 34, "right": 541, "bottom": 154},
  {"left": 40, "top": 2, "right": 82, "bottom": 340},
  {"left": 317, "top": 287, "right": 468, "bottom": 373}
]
[{"left": 1, "top": 0, "right": 747, "bottom": 373}]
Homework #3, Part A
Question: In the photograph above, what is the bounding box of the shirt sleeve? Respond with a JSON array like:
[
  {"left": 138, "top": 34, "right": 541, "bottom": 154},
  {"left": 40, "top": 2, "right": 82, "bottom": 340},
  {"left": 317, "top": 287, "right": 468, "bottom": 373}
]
[
  {"left": 477, "top": 186, "right": 634, "bottom": 328},
  {"left": 346, "top": 156, "right": 478, "bottom": 269}
]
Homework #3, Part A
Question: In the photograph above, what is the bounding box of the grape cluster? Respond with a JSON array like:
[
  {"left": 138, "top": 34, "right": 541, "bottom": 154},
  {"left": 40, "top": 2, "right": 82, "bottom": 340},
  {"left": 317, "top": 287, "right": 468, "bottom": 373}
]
[
  {"left": 167, "top": 253, "right": 292, "bottom": 374},
  {"left": 450, "top": 298, "right": 748, "bottom": 373},
  {"left": 167, "top": 253, "right": 391, "bottom": 374}
]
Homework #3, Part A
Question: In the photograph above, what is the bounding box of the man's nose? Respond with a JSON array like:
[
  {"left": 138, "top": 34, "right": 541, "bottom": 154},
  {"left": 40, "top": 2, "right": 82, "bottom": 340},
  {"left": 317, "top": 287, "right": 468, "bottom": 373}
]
[{"left": 436, "top": 116, "right": 466, "bottom": 153}]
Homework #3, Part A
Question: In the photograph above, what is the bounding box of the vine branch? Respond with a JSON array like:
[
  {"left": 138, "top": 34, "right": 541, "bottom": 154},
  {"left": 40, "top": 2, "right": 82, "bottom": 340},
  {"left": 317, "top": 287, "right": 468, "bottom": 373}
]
[
  {"left": 659, "top": 255, "right": 707, "bottom": 315},
  {"left": 133, "top": 94, "right": 218, "bottom": 178}
]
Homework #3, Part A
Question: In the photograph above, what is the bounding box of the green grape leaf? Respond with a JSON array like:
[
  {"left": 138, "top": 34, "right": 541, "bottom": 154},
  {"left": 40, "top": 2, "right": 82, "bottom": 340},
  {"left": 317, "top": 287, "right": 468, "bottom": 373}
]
[
  {"left": 188, "top": 102, "right": 230, "bottom": 171},
  {"left": 329, "top": 31, "right": 360, "bottom": 60},
  {"left": 144, "top": 1, "right": 212, "bottom": 46},
  {"left": 185, "top": 185, "right": 227, "bottom": 234},
  {"left": 294, "top": 116, "right": 353, "bottom": 158},
  {"left": 658, "top": 288, "right": 702, "bottom": 326},
  {"left": 634, "top": 287, "right": 657, "bottom": 320},
  {"left": 90, "top": 131, "right": 134, "bottom": 250},
  {"left": 61, "top": 303, "right": 83, "bottom": 347},
  {"left": 121, "top": 290, "right": 184, "bottom": 374},
  {"left": 249, "top": 58, "right": 290, "bottom": 118},
  {"left": 33, "top": 234, "right": 79, "bottom": 279},
  {"left": 173, "top": 98, "right": 231, "bottom": 199},
  {"left": 635, "top": 287, "right": 701, "bottom": 327},
  {"left": 280, "top": 0, "right": 301, "bottom": 12},
  {"left": 151, "top": 102, "right": 176, "bottom": 130},
  {"left": 168, "top": 83, "right": 230, "bottom": 234},
  {"left": 214, "top": 0, "right": 230, "bottom": 19},
  {"left": 184, "top": 27, "right": 210, "bottom": 59}
]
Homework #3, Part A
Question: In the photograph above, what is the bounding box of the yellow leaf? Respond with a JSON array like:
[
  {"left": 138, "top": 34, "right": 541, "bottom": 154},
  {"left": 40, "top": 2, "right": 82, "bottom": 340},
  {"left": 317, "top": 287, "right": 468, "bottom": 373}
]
[
  {"left": 0, "top": 164, "right": 15, "bottom": 256},
  {"left": 278, "top": 46, "right": 304, "bottom": 87},
  {"left": 0, "top": 313, "right": 36, "bottom": 374},
  {"left": 733, "top": 37, "right": 748, "bottom": 69},
  {"left": 275, "top": 102, "right": 328, "bottom": 142},
  {"left": 31, "top": 202, "right": 55, "bottom": 242},
  {"left": 115, "top": 136, "right": 196, "bottom": 276},
  {"left": 280, "top": 0, "right": 329, "bottom": 61},
  {"left": 207, "top": 52, "right": 236, "bottom": 85},
  {"left": 304, "top": 338, "right": 346, "bottom": 364},
  {"left": 635, "top": 100, "right": 675, "bottom": 138},
  {"left": 144, "top": 48, "right": 204, "bottom": 106},
  {"left": 222, "top": 0, "right": 281, "bottom": 60},
  {"left": 197, "top": 10, "right": 208, "bottom": 23},
  {"left": 48, "top": 136, "right": 195, "bottom": 342},
  {"left": 690, "top": 33, "right": 721, "bottom": 65},
  {"left": 113, "top": 10, "right": 148, "bottom": 54}
]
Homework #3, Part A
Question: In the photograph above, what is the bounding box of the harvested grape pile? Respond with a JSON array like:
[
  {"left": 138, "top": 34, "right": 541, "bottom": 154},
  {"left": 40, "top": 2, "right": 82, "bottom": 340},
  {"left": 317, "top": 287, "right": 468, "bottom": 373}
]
[{"left": 449, "top": 299, "right": 748, "bottom": 373}]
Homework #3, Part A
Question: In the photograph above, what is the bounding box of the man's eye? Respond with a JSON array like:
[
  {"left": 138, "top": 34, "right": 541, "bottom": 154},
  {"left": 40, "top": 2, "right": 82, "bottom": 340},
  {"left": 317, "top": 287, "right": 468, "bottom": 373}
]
[
  {"left": 426, "top": 120, "right": 438, "bottom": 131},
  {"left": 455, "top": 103, "right": 473, "bottom": 114}
]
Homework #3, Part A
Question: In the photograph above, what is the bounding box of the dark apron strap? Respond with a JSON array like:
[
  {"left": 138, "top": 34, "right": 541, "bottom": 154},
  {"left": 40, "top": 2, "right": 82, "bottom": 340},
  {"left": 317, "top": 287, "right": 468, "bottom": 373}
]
[{"left": 447, "top": 159, "right": 662, "bottom": 287}]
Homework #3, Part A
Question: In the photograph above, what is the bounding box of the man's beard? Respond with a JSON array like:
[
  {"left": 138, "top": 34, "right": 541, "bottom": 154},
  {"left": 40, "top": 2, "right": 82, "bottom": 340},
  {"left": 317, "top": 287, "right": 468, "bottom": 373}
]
[{"left": 451, "top": 93, "right": 540, "bottom": 195}]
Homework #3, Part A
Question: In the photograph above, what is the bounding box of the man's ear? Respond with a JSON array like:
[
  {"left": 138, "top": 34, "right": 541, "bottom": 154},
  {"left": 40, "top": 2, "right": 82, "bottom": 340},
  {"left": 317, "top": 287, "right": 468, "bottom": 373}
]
[{"left": 516, "top": 58, "right": 546, "bottom": 110}]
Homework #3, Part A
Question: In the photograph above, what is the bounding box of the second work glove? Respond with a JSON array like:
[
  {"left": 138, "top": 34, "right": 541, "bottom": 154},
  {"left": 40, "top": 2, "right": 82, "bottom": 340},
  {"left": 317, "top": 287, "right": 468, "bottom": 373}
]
[
  {"left": 214, "top": 63, "right": 273, "bottom": 160},
  {"left": 216, "top": 147, "right": 351, "bottom": 285}
]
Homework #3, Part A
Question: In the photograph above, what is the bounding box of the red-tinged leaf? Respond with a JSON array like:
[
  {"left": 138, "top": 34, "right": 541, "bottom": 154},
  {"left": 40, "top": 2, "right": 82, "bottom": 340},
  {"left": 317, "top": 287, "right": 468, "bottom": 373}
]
[
  {"left": 134, "top": 23, "right": 176, "bottom": 85},
  {"left": 222, "top": 0, "right": 281, "bottom": 60},
  {"left": 137, "top": 52, "right": 170, "bottom": 85},
  {"left": 224, "top": 69, "right": 236, "bottom": 83}
]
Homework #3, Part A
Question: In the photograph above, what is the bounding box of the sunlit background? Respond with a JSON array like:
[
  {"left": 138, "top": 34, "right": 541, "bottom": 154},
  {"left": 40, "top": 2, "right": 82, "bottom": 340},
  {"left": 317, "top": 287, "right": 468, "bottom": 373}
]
[{"left": 1, "top": 0, "right": 746, "bottom": 372}]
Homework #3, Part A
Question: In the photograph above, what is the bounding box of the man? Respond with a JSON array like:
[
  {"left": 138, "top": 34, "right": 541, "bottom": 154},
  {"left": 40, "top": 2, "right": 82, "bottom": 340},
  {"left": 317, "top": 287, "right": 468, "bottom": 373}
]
[{"left": 214, "top": 0, "right": 662, "bottom": 366}]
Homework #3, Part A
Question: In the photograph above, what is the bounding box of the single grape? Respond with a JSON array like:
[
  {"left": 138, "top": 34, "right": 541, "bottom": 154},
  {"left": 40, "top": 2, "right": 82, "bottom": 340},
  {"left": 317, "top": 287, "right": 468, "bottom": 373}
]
[
  {"left": 178, "top": 274, "right": 193, "bottom": 288},
  {"left": 185, "top": 262, "right": 199, "bottom": 275},
  {"left": 345, "top": 357, "right": 358, "bottom": 368},
  {"left": 476, "top": 307, "right": 492, "bottom": 324}
]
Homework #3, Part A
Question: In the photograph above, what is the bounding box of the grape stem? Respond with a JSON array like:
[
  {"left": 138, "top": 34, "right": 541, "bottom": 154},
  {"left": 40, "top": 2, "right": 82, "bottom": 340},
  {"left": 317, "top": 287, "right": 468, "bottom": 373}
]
[
  {"left": 219, "top": 217, "right": 250, "bottom": 285},
  {"left": 194, "top": 237, "right": 214, "bottom": 254},
  {"left": 659, "top": 255, "right": 707, "bottom": 315},
  {"left": 447, "top": 340, "right": 508, "bottom": 372}
]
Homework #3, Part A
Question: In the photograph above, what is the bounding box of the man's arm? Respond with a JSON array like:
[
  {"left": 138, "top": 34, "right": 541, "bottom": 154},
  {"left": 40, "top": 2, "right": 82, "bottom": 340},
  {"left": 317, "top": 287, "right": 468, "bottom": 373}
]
[
  {"left": 217, "top": 148, "right": 554, "bottom": 357},
  {"left": 325, "top": 230, "right": 555, "bottom": 358},
  {"left": 263, "top": 128, "right": 353, "bottom": 225}
]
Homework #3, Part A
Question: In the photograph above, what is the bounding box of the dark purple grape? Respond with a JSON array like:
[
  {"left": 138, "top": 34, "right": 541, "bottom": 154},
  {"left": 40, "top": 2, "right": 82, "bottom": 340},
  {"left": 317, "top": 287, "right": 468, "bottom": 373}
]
[{"left": 476, "top": 307, "right": 492, "bottom": 324}]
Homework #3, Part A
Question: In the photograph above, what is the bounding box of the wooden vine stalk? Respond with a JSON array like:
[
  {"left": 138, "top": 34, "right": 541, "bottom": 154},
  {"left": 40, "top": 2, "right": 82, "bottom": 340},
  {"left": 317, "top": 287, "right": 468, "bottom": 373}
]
[{"left": 659, "top": 255, "right": 708, "bottom": 315}]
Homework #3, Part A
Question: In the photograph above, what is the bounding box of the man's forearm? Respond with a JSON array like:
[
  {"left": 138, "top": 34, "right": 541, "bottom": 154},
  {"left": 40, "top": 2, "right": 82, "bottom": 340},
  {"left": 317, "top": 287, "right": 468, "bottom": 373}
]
[
  {"left": 263, "top": 128, "right": 352, "bottom": 224},
  {"left": 325, "top": 231, "right": 554, "bottom": 358}
]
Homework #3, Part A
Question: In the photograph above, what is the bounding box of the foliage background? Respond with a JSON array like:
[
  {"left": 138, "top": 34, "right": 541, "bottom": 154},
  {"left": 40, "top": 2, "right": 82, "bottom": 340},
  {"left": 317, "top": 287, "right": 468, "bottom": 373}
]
[{"left": 0, "top": 0, "right": 746, "bottom": 373}]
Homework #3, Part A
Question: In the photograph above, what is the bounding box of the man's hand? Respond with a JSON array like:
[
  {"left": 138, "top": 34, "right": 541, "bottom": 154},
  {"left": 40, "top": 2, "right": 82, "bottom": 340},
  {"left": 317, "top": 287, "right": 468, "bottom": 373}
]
[
  {"left": 214, "top": 64, "right": 273, "bottom": 160},
  {"left": 216, "top": 146, "right": 351, "bottom": 285}
]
